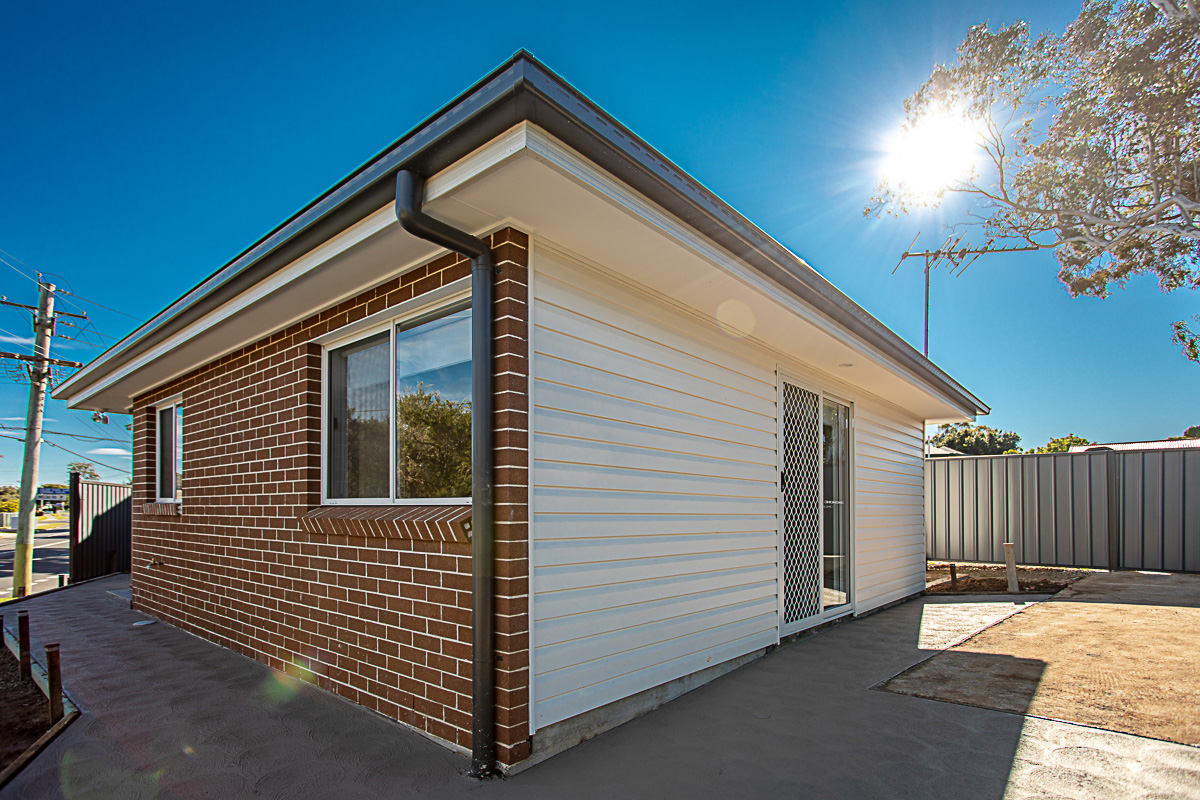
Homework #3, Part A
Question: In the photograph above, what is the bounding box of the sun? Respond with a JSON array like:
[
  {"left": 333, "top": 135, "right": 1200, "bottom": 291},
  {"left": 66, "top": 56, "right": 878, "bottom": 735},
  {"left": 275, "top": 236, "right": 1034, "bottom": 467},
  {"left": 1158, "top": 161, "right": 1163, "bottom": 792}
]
[{"left": 881, "top": 110, "right": 982, "bottom": 200}]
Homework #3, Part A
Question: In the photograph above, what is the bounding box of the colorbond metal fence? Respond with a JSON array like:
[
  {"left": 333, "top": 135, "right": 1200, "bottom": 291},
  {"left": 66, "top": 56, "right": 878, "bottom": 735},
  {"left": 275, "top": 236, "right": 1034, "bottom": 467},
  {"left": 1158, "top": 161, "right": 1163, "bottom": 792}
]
[
  {"left": 68, "top": 473, "right": 132, "bottom": 581},
  {"left": 925, "top": 449, "right": 1200, "bottom": 572}
]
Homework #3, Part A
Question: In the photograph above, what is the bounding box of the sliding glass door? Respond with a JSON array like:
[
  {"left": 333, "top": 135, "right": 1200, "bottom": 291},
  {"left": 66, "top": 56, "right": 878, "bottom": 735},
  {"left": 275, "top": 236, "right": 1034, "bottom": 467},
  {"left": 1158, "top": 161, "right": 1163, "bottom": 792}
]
[
  {"left": 780, "top": 378, "right": 853, "bottom": 634},
  {"left": 823, "top": 399, "right": 850, "bottom": 611}
]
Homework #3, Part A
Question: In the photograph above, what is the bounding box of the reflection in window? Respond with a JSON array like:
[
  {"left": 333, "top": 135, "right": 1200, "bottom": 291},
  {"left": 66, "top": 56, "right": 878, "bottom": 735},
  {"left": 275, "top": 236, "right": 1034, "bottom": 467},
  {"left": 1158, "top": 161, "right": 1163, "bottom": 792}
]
[
  {"left": 395, "top": 307, "right": 472, "bottom": 499},
  {"left": 325, "top": 305, "right": 472, "bottom": 502}
]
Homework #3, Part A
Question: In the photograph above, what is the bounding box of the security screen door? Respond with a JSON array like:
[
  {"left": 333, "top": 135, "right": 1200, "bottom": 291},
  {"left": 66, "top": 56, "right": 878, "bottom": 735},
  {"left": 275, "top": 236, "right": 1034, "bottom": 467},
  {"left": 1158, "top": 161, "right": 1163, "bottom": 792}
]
[{"left": 780, "top": 379, "right": 851, "bottom": 634}]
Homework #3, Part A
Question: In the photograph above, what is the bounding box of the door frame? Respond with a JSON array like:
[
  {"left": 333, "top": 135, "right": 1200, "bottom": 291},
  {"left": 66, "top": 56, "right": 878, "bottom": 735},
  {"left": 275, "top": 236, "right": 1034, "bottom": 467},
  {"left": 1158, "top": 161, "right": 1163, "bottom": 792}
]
[{"left": 776, "top": 372, "right": 856, "bottom": 638}]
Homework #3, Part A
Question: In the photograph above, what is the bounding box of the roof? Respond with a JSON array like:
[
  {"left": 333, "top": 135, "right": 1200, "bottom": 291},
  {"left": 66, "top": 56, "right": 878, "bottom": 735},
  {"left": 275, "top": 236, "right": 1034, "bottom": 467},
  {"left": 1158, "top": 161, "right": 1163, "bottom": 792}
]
[
  {"left": 1069, "top": 439, "right": 1200, "bottom": 452},
  {"left": 54, "top": 51, "right": 988, "bottom": 418}
]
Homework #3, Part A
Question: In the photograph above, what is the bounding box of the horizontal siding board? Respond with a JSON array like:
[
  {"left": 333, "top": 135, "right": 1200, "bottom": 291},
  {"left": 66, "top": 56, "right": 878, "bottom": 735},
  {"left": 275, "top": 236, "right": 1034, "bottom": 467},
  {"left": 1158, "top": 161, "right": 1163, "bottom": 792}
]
[
  {"left": 532, "top": 512, "right": 779, "bottom": 539},
  {"left": 534, "top": 628, "right": 778, "bottom": 728},
  {"left": 535, "top": 379, "right": 777, "bottom": 451},
  {"left": 534, "top": 460, "right": 776, "bottom": 497},
  {"left": 532, "top": 250, "right": 786, "bottom": 730},
  {"left": 535, "top": 612, "right": 778, "bottom": 705},
  {"left": 536, "top": 407, "right": 776, "bottom": 466},
  {"left": 534, "top": 548, "right": 777, "bottom": 594},
  {"left": 534, "top": 530, "right": 778, "bottom": 567},
  {"left": 534, "top": 347, "right": 774, "bottom": 432},
  {"left": 535, "top": 597, "right": 778, "bottom": 676},
  {"left": 533, "top": 433, "right": 777, "bottom": 483},
  {"left": 534, "top": 310, "right": 775, "bottom": 416},
  {"left": 534, "top": 269, "right": 776, "bottom": 392},
  {"left": 535, "top": 564, "right": 779, "bottom": 620},
  {"left": 853, "top": 400, "right": 925, "bottom": 614},
  {"left": 535, "top": 487, "right": 776, "bottom": 516},
  {"left": 534, "top": 580, "right": 778, "bottom": 646}
]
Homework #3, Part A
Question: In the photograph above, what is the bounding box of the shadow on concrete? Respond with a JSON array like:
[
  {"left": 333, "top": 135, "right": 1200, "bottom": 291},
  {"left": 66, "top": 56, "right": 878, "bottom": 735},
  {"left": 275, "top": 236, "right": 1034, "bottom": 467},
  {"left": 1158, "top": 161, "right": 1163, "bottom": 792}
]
[{"left": 878, "top": 651, "right": 1047, "bottom": 719}]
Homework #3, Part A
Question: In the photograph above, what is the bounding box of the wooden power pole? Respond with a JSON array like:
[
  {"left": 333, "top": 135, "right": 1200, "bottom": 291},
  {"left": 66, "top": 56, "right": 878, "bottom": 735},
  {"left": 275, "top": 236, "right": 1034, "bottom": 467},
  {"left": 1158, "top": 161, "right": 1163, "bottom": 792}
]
[{"left": 12, "top": 281, "right": 56, "bottom": 597}]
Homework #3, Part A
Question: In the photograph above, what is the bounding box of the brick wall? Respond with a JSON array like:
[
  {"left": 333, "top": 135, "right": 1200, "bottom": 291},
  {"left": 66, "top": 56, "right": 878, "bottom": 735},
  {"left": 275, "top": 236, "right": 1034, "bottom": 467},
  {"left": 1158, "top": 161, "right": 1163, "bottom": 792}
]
[{"left": 131, "top": 229, "right": 529, "bottom": 764}]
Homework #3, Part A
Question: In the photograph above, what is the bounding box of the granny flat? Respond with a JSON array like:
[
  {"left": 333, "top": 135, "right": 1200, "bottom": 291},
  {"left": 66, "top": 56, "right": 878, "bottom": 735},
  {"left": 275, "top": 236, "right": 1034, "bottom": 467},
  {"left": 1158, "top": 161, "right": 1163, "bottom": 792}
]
[{"left": 55, "top": 52, "right": 987, "bottom": 774}]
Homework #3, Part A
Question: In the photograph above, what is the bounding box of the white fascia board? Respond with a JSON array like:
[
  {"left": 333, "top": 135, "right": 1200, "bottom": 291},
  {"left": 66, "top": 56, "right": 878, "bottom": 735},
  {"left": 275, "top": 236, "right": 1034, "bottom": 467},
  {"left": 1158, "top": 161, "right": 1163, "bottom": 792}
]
[{"left": 57, "top": 126, "right": 535, "bottom": 411}]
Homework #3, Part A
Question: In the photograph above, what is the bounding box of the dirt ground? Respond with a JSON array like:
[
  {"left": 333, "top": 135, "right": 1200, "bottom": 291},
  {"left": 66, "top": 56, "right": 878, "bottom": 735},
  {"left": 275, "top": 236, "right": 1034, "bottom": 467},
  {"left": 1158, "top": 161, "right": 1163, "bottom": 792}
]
[
  {"left": 926, "top": 561, "right": 1088, "bottom": 594},
  {"left": 883, "top": 571, "right": 1200, "bottom": 747},
  {"left": 0, "top": 649, "right": 51, "bottom": 770}
]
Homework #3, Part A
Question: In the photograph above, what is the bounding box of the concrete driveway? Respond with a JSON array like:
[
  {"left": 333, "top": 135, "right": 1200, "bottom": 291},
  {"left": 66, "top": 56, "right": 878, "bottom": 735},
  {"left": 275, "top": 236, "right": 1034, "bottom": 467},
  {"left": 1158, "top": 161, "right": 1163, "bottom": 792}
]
[{"left": 3, "top": 575, "right": 1198, "bottom": 799}]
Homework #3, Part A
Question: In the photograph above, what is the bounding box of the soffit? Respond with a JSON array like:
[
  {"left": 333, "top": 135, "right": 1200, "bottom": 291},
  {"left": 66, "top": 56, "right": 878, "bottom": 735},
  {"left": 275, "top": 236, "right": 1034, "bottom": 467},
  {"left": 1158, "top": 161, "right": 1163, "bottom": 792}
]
[{"left": 58, "top": 126, "right": 976, "bottom": 422}]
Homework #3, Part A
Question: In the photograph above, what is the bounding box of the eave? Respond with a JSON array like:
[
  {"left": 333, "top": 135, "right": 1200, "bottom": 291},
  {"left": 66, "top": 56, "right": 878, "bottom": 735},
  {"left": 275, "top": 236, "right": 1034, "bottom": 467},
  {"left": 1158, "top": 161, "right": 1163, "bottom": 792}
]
[{"left": 53, "top": 51, "right": 987, "bottom": 420}]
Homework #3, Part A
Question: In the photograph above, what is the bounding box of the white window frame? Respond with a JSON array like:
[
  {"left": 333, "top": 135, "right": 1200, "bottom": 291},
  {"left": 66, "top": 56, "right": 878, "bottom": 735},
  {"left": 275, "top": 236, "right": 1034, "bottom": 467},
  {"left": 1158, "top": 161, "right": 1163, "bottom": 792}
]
[
  {"left": 320, "top": 285, "right": 473, "bottom": 506},
  {"left": 154, "top": 396, "right": 184, "bottom": 504}
]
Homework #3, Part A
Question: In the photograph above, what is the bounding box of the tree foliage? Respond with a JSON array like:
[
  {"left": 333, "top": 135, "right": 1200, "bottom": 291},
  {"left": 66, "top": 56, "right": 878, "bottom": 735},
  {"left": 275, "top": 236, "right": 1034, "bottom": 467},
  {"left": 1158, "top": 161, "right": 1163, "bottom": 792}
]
[
  {"left": 67, "top": 461, "right": 100, "bottom": 480},
  {"left": 1168, "top": 423, "right": 1200, "bottom": 438},
  {"left": 396, "top": 385, "right": 471, "bottom": 499},
  {"left": 869, "top": 1, "right": 1200, "bottom": 360},
  {"left": 928, "top": 422, "right": 1022, "bottom": 454},
  {"left": 1029, "top": 433, "right": 1093, "bottom": 452}
]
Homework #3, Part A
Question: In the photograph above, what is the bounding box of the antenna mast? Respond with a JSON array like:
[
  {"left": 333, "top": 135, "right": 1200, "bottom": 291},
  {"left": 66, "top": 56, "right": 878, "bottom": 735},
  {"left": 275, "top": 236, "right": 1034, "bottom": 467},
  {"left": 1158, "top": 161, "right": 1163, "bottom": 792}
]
[{"left": 893, "top": 235, "right": 1041, "bottom": 357}]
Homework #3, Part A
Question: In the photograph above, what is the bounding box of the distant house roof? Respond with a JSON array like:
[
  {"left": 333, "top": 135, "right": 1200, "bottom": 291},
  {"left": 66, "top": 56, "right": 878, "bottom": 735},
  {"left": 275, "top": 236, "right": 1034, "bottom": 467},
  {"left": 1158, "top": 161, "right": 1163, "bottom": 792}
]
[
  {"left": 1069, "top": 439, "right": 1200, "bottom": 453},
  {"left": 927, "top": 444, "right": 965, "bottom": 457}
]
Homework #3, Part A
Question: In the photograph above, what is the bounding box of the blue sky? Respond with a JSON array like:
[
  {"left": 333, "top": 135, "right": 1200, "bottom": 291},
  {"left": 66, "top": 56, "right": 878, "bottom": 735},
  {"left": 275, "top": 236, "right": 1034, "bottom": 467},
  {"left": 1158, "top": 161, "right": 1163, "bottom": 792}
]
[{"left": 0, "top": 0, "right": 1195, "bottom": 485}]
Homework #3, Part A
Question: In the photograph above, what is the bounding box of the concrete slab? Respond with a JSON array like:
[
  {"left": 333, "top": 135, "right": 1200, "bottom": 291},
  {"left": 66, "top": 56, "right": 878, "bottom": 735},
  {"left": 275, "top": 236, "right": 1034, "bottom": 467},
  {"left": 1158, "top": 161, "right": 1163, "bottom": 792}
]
[
  {"left": 2, "top": 576, "right": 1197, "bottom": 799},
  {"left": 882, "top": 572, "right": 1200, "bottom": 747}
]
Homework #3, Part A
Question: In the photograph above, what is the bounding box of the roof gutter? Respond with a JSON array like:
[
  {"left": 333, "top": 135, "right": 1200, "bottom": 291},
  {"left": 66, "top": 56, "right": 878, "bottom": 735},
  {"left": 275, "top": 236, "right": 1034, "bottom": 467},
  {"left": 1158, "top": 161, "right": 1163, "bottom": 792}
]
[
  {"left": 54, "top": 50, "right": 987, "bottom": 418},
  {"left": 394, "top": 171, "right": 497, "bottom": 778}
]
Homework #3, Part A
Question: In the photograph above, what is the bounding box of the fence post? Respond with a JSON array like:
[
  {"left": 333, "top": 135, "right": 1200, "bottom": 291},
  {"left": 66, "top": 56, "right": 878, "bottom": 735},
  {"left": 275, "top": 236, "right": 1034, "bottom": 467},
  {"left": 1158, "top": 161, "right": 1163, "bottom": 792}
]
[
  {"left": 69, "top": 471, "right": 80, "bottom": 583},
  {"left": 18, "top": 609, "right": 31, "bottom": 680},
  {"left": 45, "top": 643, "right": 63, "bottom": 723},
  {"left": 1106, "top": 452, "right": 1122, "bottom": 571},
  {"left": 1004, "top": 543, "right": 1019, "bottom": 593}
]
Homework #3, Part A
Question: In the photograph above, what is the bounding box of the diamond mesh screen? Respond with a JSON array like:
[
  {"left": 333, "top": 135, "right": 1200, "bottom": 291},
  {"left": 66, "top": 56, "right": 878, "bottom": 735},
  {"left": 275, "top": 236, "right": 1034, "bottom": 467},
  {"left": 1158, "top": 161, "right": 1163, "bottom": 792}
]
[{"left": 782, "top": 382, "right": 822, "bottom": 626}]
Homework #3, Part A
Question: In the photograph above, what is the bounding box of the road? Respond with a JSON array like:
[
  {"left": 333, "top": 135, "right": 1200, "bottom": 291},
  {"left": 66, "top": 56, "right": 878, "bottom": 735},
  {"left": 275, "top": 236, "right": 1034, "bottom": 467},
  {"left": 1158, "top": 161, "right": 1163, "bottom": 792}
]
[{"left": 0, "top": 515, "right": 70, "bottom": 598}]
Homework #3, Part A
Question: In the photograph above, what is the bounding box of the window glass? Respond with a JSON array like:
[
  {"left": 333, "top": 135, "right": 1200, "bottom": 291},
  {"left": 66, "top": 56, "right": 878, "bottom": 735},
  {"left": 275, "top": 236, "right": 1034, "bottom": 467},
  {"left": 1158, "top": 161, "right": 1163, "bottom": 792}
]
[
  {"left": 157, "top": 406, "right": 175, "bottom": 501},
  {"left": 174, "top": 405, "right": 183, "bottom": 501},
  {"left": 395, "top": 307, "right": 472, "bottom": 498},
  {"left": 327, "top": 332, "right": 390, "bottom": 499},
  {"left": 822, "top": 399, "right": 850, "bottom": 610}
]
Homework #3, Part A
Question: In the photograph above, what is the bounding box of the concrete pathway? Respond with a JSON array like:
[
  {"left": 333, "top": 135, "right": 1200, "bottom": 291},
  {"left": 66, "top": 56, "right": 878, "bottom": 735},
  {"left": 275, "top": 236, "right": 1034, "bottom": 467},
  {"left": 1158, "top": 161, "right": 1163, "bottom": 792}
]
[{"left": 3, "top": 576, "right": 1198, "bottom": 799}]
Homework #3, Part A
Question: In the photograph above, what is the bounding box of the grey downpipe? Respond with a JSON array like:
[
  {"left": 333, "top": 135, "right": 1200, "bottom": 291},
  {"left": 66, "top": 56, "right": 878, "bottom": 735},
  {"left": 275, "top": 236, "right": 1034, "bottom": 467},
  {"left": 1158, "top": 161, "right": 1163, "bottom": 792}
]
[{"left": 394, "top": 170, "right": 497, "bottom": 778}]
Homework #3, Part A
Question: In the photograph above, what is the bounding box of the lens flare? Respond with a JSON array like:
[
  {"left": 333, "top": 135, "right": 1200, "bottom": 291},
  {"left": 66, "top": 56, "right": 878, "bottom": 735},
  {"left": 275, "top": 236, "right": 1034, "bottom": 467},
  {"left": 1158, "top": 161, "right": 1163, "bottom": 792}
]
[{"left": 716, "top": 299, "right": 756, "bottom": 338}]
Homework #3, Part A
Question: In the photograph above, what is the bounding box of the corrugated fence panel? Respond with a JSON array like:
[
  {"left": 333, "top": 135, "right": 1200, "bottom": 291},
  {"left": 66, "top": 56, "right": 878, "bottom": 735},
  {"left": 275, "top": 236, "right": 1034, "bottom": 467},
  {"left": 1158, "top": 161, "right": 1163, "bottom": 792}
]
[
  {"left": 1186, "top": 452, "right": 1200, "bottom": 573},
  {"left": 926, "top": 450, "right": 1197, "bottom": 572},
  {"left": 530, "top": 249, "right": 780, "bottom": 731},
  {"left": 69, "top": 474, "right": 132, "bottom": 581}
]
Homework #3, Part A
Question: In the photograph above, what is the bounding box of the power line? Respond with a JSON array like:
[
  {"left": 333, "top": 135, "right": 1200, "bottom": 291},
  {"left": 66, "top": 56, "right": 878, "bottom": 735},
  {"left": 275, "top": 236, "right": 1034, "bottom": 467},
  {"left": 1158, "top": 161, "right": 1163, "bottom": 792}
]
[
  {"left": 54, "top": 287, "right": 142, "bottom": 321},
  {"left": 0, "top": 430, "right": 131, "bottom": 474},
  {"left": 0, "top": 252, "right": 39, "bottom": 286}
]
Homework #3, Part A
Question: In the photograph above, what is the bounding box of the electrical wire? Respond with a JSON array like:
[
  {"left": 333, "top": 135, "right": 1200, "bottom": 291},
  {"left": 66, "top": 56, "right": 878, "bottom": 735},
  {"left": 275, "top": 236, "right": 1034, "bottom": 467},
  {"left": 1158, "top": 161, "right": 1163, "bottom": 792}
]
[
  {"left": 0, "top": 423, "right": 128, "bottom": 443},
  {"left": 0, "top": 252, "right": 40, "bottom": 287},
  {"left": 0, "top": 431, "right": 130, "bottom": 474},
  {"left": 54, "top": 288, "right": 142, "bottom": 321}
]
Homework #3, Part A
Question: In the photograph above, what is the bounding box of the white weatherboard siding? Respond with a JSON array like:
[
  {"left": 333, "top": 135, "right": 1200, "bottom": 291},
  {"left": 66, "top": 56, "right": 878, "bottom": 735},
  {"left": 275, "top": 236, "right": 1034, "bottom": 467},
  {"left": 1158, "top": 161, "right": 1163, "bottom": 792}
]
[
  {"left": 852, "top": 401, "right": 927, "bottom": 612},
  {"left": 528, "top": 244, "right": 932, "bottom": 730},
  {"left": 529, "top": 247, "right": 781, "bottom": 730}
]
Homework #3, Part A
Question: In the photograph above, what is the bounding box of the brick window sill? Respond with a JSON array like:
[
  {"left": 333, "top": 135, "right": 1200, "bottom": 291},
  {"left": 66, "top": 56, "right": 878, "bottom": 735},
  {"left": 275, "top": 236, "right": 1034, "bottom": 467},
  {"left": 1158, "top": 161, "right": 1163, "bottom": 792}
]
[
  {"left": 142, "top": 502, "right": 181, "bottom": 516},
  {"left": 298, "top": 504, "right": 471, "bottom": 543}
]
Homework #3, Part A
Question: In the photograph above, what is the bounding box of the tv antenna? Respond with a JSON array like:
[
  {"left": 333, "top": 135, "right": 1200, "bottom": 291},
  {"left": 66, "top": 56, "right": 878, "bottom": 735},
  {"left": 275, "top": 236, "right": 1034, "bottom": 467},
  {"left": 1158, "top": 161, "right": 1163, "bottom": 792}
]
[{"left": 894, "top": 233, "right": 1041, "bottom": 357}]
